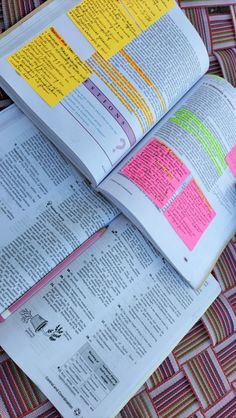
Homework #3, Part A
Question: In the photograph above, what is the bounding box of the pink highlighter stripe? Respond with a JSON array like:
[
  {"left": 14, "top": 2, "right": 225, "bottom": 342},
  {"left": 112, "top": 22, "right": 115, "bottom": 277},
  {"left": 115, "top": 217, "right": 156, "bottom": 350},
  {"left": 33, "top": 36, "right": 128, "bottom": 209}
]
[{"left": 0, "top": 227, "right": 107, "bottom": 322}]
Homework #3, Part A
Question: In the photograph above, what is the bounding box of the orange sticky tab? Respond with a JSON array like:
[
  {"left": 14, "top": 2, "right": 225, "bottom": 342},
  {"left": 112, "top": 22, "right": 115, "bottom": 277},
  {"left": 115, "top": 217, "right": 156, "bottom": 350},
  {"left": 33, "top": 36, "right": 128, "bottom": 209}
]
[{"left": 8, "top": 27, "right": 91, "bottom": 106}]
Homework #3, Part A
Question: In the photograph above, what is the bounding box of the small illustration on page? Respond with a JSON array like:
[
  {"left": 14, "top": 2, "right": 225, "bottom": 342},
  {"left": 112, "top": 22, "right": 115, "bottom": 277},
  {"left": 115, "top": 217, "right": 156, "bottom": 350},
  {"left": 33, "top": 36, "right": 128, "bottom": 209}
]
[
  {"left": 20, "top": 308, "right": 64, "bottom": 341},
  {"left": 113, "top": 138, "right": 126, "bottom": 153}
]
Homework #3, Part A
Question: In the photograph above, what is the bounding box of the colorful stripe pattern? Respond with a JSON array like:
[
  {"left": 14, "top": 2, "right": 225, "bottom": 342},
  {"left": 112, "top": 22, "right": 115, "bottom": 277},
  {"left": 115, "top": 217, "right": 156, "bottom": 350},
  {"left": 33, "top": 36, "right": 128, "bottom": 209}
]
[
  {"left": 149, "top": 371, "right": 199, "bottom": 418},
  {"left": 202, "top": 294, "right": 236, "bottom": 345},
  {"left": 205, "top": 391, "right": 236, "bottom": 418},
  {"left": 226, "top": 287, "right": 236, "bottom": 314},
  {"left": 0, "top": 2, "right": 235, "bottom": 418},
  {"left": 117, "top": 391, "right": 157, "bottom": 418},
  {"left": 183, "top": 347, "right": 230, "bottom": 409},
  {"left": 215, "top": 334, "right": 236, "bottom": 382},
  {"left": 0, "top": 357, "right": 49, "bottom": 417},
  {"left": 177, "top": 0, "right": 236, "bottom": 84},
  {"left": 146, "top": 354, "right": 179, "bottom": 390},
  {"left": 210, "top": 12, "right": 236, "bottom": 49},
  {"left": 1, "top": 0, "right": 46, "bottom": 30},
  {"left": 0, "top": 1, "right": 3, "bottom": 32},
  {"left": 213, "top": 237, "right": 236, "bottom": 291},
  {"left": 173, "top": 320, "right": 211, "bottom": 364},
  {"left": 215, "top": 48, "right": 236, "bottom": 87}
]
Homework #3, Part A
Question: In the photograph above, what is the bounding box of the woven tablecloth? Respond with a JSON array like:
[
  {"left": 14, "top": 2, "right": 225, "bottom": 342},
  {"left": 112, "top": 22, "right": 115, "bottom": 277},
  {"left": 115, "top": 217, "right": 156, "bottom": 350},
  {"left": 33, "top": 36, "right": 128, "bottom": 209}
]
[{"left": 0, "top": 1, "right": 235, "bottom": 417}]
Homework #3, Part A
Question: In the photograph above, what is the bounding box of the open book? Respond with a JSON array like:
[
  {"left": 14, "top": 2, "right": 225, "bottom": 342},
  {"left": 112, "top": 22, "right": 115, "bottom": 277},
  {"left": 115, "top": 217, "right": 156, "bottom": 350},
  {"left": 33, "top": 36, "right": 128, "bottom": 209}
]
[
  {"left": 0, "top": 104, "right": 119, "bottom": 319},
  {"left": 0, "top": 104, "right": 221, "bottom": 418},
  {"left": 0, "top": 0, "right": 235, "bottom": 287},
  {"left": 0, "top": 211, "right": 220, "bottom": 418}
]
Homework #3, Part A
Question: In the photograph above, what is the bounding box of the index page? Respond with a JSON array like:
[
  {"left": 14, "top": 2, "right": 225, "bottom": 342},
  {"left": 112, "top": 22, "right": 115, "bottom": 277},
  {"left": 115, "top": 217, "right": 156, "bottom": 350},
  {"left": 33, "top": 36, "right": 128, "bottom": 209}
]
[
  {"left": 0, "top": 216, "right": 220, "bottom": 418},
  {"left": 0, "top": 0, "right": 209, "bottom": 185},
  {"left": 99, "top": 76, "right": 236, "bottom": 288},
  {"left": 0, "top": 106, "right": 119, "bottom": 314}
]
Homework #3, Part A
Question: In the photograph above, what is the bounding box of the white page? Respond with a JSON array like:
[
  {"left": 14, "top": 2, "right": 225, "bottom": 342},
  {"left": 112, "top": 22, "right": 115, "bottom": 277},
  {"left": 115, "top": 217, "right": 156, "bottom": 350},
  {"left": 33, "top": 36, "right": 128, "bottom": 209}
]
[
  {"left": 0, "top": 215, "right": 220, "bottom": 418},
  {"left": 99, "top": 76, "right": 236, "bottom": 288},
  {"left": 0, "top": 106, "right": 119, "bottom": 313},
  {"left": 0, "top": 1, "right": 209, "bottom": 185}
]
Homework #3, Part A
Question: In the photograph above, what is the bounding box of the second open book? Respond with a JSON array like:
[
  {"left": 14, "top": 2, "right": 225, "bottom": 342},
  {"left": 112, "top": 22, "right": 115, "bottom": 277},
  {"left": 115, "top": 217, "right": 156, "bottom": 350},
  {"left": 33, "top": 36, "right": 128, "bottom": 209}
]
[
  {"left": 0, "top": 109, "right": 220, "bottom": 415},
  {"left": 0, "top": 0, "right": 235, "bottom": 288}
]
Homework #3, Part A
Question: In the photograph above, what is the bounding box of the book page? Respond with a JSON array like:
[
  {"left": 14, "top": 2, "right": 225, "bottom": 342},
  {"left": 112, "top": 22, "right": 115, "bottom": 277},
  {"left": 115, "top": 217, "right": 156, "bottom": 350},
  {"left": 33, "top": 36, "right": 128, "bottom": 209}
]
[
  {"left": 0, "top": 0, "right": 209, "bottom": 185},
  {"left": 99, "top": 76, "right": 236, "bottom": 288},
  {"left": 0, "top": 215, "right": 220, "bottom": 418},
  {"left": 0, "top": 106, "right": 119, "bottom": 314}
]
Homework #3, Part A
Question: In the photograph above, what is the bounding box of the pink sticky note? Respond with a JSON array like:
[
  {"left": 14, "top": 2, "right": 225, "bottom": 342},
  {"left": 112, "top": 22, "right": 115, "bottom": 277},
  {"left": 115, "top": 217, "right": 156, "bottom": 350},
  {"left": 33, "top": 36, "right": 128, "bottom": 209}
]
[
  {"left": 226, "top": 145, "right": 236, "bottom": 177},
  {"left": 121, "top": 138, "right": 190, "bottom": 208},
  {"left": 164, "top": 179, "right": 216, "bottom": 250}
]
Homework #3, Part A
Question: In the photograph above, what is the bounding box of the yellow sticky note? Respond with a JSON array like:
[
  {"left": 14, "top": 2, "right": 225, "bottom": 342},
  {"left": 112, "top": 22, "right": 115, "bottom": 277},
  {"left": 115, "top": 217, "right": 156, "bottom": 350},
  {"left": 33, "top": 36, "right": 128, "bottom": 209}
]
[
  {"left": 8, "top": 27, "right": 91, "bottom": 106},
  {"left": 122, "top": 0, "right": 175, "bottom": 31},
  {"left": 68, "top": 0, "right": 141, "bottom": 60}
]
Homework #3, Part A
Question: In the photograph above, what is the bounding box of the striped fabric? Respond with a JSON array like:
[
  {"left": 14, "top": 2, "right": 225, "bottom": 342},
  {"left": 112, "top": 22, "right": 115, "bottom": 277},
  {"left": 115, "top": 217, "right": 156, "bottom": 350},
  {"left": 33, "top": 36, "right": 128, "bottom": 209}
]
[
  {"left": 213, "top": 238, "right": 236, "bottom": 291},
  {"left": 0, "top": 358, "right": 47, "bottom": 416},
  {"left": 205, "top": 391, "right": 236, "bottom": 418},
  {"left": 149, "top": 371, "right": 199, "bottom": 418},
  {"left": 1, "top": 0, "right": 46, "bottom": 30},
  {"left": 215, "top": 334, "right": 236, "bottom": 382},
  {"left": 0, "top": 1, "right": 236, "bottom": 418},
  {"left": 215, "top": 49, "right": 236, "bottom": 86},
  {"left": 209, "top": 12, "right": 236, "bottom": 49},
  {"left": 177, "top": 0, "right": 236, "bottom": 83},
  {"left": 202, "top": 294, "right": 236, "bottom": 345},
  {"left": 183, "top": 348, "right": 231, "bottom": 409},
  {"left": 0, "top": 2, "right": 3, "bottom": 32},
  {"left": 173, "top": 321, "right": 211, "bottom": 364},
  {"left": 146, "top": 354, "right": 179, "bottom": 389}
]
